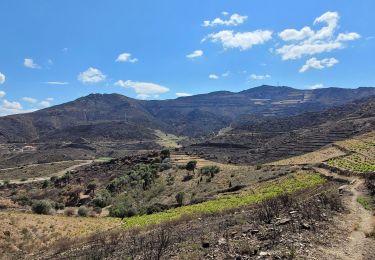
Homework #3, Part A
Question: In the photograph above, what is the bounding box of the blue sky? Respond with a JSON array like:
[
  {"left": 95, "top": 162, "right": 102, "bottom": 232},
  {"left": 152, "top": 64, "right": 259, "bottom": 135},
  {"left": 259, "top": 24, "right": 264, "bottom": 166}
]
[{"left": 0, "top": 0, "right": 374, "bottom": 115}]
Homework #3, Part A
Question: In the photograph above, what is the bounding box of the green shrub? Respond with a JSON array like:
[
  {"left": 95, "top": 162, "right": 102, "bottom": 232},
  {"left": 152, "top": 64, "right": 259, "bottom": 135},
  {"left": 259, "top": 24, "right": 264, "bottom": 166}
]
[
  {"left": 175, "top": 192, "right": 185, "bottom": 206},
  {"left": 54, "top": 202, "right": 65, "bottom": 210},
  {"left": 78, "top": 206, "right": 89, "bottom": 217},
  {"left": 186, "top": 161, "right": 197, "bottom": 174},
  {"left": 92, "top": 190, "right": 112, "bottom": 208},
  {"left": 109, "top": 205, "right": 138, "bottom": 218},
  {"left": 31, "top": 200, "right": 52, "bottom": 215},
  {"left": 200, "top": 165, "right": 220, "bottom": 177},
  {"left": 64, "top": 207, "right": 75, "bottom": 216},
  {"left": 160, "top": 149, "right": 170, "bottom": 160}
]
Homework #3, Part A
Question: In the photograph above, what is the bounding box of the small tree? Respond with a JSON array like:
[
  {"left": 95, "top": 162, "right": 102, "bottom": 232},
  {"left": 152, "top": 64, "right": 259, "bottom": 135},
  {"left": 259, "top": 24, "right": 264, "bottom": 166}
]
[
  {"left": 87, "top": 182, "right": 97, "bottom": 195},
  {"left": 78, "top": 206, "right": 89, "bottom": 217},
  {"left": 175, "top": 192, "right": 185, "bottom": 206},
  {"left": 186, "top": 160, "right": 197, "bottom": 175},
  {"left": 32, "top": 200, "right": 52, "bottom": 215},
  {"left": 160, "top": 149, "right": 170, "bottom": 160}
]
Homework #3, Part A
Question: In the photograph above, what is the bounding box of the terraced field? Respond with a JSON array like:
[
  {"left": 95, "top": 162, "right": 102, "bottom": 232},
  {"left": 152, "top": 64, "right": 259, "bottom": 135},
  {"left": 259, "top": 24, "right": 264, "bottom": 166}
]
[
  {"left": 327, "top": 132, "right": 375, "bottom": 173},
  {"left": 122, "top": 172, "right": 325, "bottom": 228}
]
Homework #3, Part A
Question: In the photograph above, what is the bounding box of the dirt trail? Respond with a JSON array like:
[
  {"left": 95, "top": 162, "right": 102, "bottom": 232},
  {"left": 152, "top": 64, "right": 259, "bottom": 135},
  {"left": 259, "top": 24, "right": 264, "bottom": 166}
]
[
  {"left": 313, "top": 167, "right": 375, "bottom": 259},
  {"left": 0, "top": 160, "right": 93, "bottom": 184}
]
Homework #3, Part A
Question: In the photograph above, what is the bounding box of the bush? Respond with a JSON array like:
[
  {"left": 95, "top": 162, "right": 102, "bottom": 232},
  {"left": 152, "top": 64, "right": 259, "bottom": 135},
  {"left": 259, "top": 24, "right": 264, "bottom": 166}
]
[
  {"left": 186, "top": 161, "right": 197, "bottom": 174},
  {"left": 54, "top": 202, "right": 65, "bottom": 210},
  {"left": 200, "top": 165, "right": 220, "bottom": 177},
  {"left": 32, "top": 200, "right": 52, "bottom": 215},
  {"left": 78, "top": 206, "right": 89, "bottom": 217},
  {"left": 159, "top": 163, "right": 172, "bottom": 172},
  {"left": 93, "top": 207, "right": 102, "bottom": 215},
  {"left": 160, "top": 149, "right": 170, "bottom": 160},
  {"left": 92, "top": 190, "right": 112, "bottom": 208},
  {"left": 64, "top": 207, "right": 75, "bottom": 216},
  {"left": 109, "top": 205, "right": 138, "bottom": 218},
  {"left": 146, "top": 203, "right": 168, "bottom": 214},
  {"left": 175, "top": 192, "right": 185, "bottom": 206}
]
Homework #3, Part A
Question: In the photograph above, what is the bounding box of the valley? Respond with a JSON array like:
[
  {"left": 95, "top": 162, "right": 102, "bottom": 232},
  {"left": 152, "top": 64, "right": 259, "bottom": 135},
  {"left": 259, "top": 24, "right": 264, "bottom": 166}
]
[{"left": 0, "top": 86, "right": 374, "bottom": 259}]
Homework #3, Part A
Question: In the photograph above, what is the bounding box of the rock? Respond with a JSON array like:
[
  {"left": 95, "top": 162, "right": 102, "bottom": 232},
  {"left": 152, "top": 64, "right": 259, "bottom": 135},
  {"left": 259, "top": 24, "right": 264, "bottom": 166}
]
[
  {"left": 250, "top": 229, "right": 260, "bottom": 235},
  {"left": 289, "top": 210, "right": 298, "bottom": 214},
  {"left": 338, "top": 185, "right": 348, "bottom": 193},
  {"left": 218, "top": 238, "right": 227, "bottom": 245},
  {"left": 301, "top": 223, "right": 311, "bottom": 230},
  {"left": 276, "top": 218, "right": 291, "bottom": 225},
  {"left": 202, "top": 241, "right": 210, "bottom": 248}
]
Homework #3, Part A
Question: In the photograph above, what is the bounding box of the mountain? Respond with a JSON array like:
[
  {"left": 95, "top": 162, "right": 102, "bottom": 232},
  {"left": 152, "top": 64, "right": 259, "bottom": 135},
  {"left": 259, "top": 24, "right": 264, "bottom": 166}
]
[
  {"left": 186, "top": 95, "right": 375, "bottom": 164},
  {"left": 0, "top": 86, "right": 375, "bottom": 143}
]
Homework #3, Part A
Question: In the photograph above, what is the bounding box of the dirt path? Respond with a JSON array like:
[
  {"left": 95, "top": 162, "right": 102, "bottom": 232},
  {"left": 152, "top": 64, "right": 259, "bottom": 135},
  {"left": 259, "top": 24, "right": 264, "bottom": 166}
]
[
  {"left": 1, "top": 160, "right": 93, "bottom": 184},
  {"left": 313, "top": 167, "right": 375, "bottom": 259}
]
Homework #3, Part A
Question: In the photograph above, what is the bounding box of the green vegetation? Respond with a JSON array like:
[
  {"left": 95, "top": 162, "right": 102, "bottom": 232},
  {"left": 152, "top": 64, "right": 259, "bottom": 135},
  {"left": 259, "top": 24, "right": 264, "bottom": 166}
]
[
  {"left": 31, "top": 200, "right": 52, "bottom": 215},
  {"left": 357, "top": 196, "right": 374, "bottom": 211},
  {"left": 175, "top": 192, "right": 185, "bottom": 206},
  {"left": 200, "top": 165, "right": 220, "bottom": 177},
  {"left": 78, "top": 206, "right": 89, "bottom": 217},
  {"left": 160, "top": 149, "right": 171, "bottom": 160},
  {"left": 327, "top": 153, "right": 375, "bottom": 173},
  {"left": 106, "top": 164, "right": 159, "bottom": 193},
  {"left": 186, "top": 160, "right": 197, "bottom": 174},
  {"left": 122, "top": 173, "right": 325, "bottom": 228}
]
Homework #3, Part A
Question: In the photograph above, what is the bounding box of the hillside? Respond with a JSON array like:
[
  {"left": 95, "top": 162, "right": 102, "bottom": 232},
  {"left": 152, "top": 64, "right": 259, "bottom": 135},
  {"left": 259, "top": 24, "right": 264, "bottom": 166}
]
[
  {"left": 186, "top": 95, "right": 375, "bottom": 164},
  {"left": 0, "top": 86, "right": 374, "bottom": 143}
]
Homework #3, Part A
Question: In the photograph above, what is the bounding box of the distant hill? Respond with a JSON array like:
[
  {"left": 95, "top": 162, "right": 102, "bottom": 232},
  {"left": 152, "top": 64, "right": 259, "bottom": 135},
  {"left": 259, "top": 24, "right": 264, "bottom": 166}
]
[
  {"left": 186, "top": 95, "right": 375, "bottom": 164},
  {"left": 0, "top": 85, "right": 375, "bottom": 143}
]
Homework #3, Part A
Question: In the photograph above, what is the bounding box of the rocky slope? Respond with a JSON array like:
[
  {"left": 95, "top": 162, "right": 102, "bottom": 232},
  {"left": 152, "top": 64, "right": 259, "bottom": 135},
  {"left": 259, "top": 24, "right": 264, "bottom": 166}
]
[{"left": 0, "top": 86, "right": 374, "bottom": 143}]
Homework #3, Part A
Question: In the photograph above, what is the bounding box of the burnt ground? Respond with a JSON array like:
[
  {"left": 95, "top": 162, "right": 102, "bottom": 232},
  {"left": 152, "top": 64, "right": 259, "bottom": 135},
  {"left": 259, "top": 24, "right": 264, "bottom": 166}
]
[{"left": 34, "top": 180, "right": 348, "bottom": 259}]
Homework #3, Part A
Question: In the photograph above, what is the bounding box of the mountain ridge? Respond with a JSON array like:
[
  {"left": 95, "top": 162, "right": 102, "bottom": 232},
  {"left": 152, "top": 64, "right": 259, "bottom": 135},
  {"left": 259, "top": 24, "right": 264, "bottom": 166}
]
[{"left": 1, "top": 85, "right": 375, "bottom": 143}]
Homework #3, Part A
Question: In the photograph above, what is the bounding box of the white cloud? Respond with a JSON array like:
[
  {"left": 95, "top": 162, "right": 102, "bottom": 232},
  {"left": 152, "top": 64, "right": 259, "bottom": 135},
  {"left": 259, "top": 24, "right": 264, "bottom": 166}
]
[
  {"left": 250, "top": 74, "right": 271, "bottom": 80},
  {"left": 0, "top": 91, "right": 6, "bottom": 98},
  {"left": 24, "top": 58, "right": 41, "bottom": 69},
  {"left": 45, "top": 81, "right": 69, "bottom": 85},
  {"left": 221, "top": 71, "right": 230, "bottom": 77},
  {"left": 0, "top": 99, "right": 39, "bottom": 116},
  {"left": 336, "top": 32, "right": 361, "bottom": 41},
  {"left": 3, "top": 100, "right": 22, "bottom": 110},
  {"left": 0, "top": 72, "right": 5, "bottom": 84},
  {"left": 209, "top": 74, "right": 219, "bottom": 80},
  {"left": 299, "top": 57, "right": 338, "bottom": 72},
  {"left": 62, "top": 47, "right": 68, "bottom": 52},
  {"left": 114, "top": 80, "right": 169, "bottom": 99},
  {"left": 310, "top": 83, "right": 325, "bottom": 89},
  {"left": 78, "top": 67, "right": 106, "bottom": 84},
  {"left": 46, "top": 97, "right": 54, "bottom": 101},
  {"left": 22, "top": 97, "right": 38, "bottom": 104},
  {"left": 277, "top": 11, "right": 360, "bottom": 60},
  {"left": 279, "top": 26, "right": 314, "bottom": 41},
  {"left": 203, "top": 13, "right": 248, "bottom": 27},
  {"left": 176, "top": 92, "right": 192, "bottom": 97},
  {"left": 116, "top": 53, "right": 138, "bottom": 63},
  {"left": 204, "top": 30, "right": 273, "bottom": 50},
  {"left": 186, "top": 50, "right": 203, "bottom": 59},
  {"left": 39, "top": 100, "right": 51, "bottom": 107}
]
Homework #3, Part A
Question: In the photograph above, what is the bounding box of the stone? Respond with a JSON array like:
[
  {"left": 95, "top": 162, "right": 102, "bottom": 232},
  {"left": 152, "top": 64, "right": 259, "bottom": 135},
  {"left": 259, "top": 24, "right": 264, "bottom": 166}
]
[
  {"left": 276, "top": 218, "right": 291, "bottom": 225},
  {"left": 202, "top": 241, "right": 210, "bottom": 248},
  {"left": 218, "top": 238, "right": 227, "bottom": 245}
]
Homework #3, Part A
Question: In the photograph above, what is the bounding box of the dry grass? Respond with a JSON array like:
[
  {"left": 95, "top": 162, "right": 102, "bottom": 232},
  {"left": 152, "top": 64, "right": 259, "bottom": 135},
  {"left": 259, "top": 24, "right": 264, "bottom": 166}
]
[
  {"left": 0, "top": 211, "right": 120, "bottom": 257},
  {"left": 155, "top": 130, "right": 187, "bottom": 149},
  {"left": 0, "top": 160, "right": 86, "bottom": 182},
  {"left": 268, "top": 146, "right": 346, "bottom": 166}
]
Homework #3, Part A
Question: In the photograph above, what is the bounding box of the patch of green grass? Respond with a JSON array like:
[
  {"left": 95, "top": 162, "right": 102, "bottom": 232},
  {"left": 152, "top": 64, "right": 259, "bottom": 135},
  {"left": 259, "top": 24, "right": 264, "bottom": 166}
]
[
  {"left": 357, "top": 196, "right": 374, "bottom": 211},
  {"left": 122, "top": 173, "right": 325, "bottom": 228}
]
